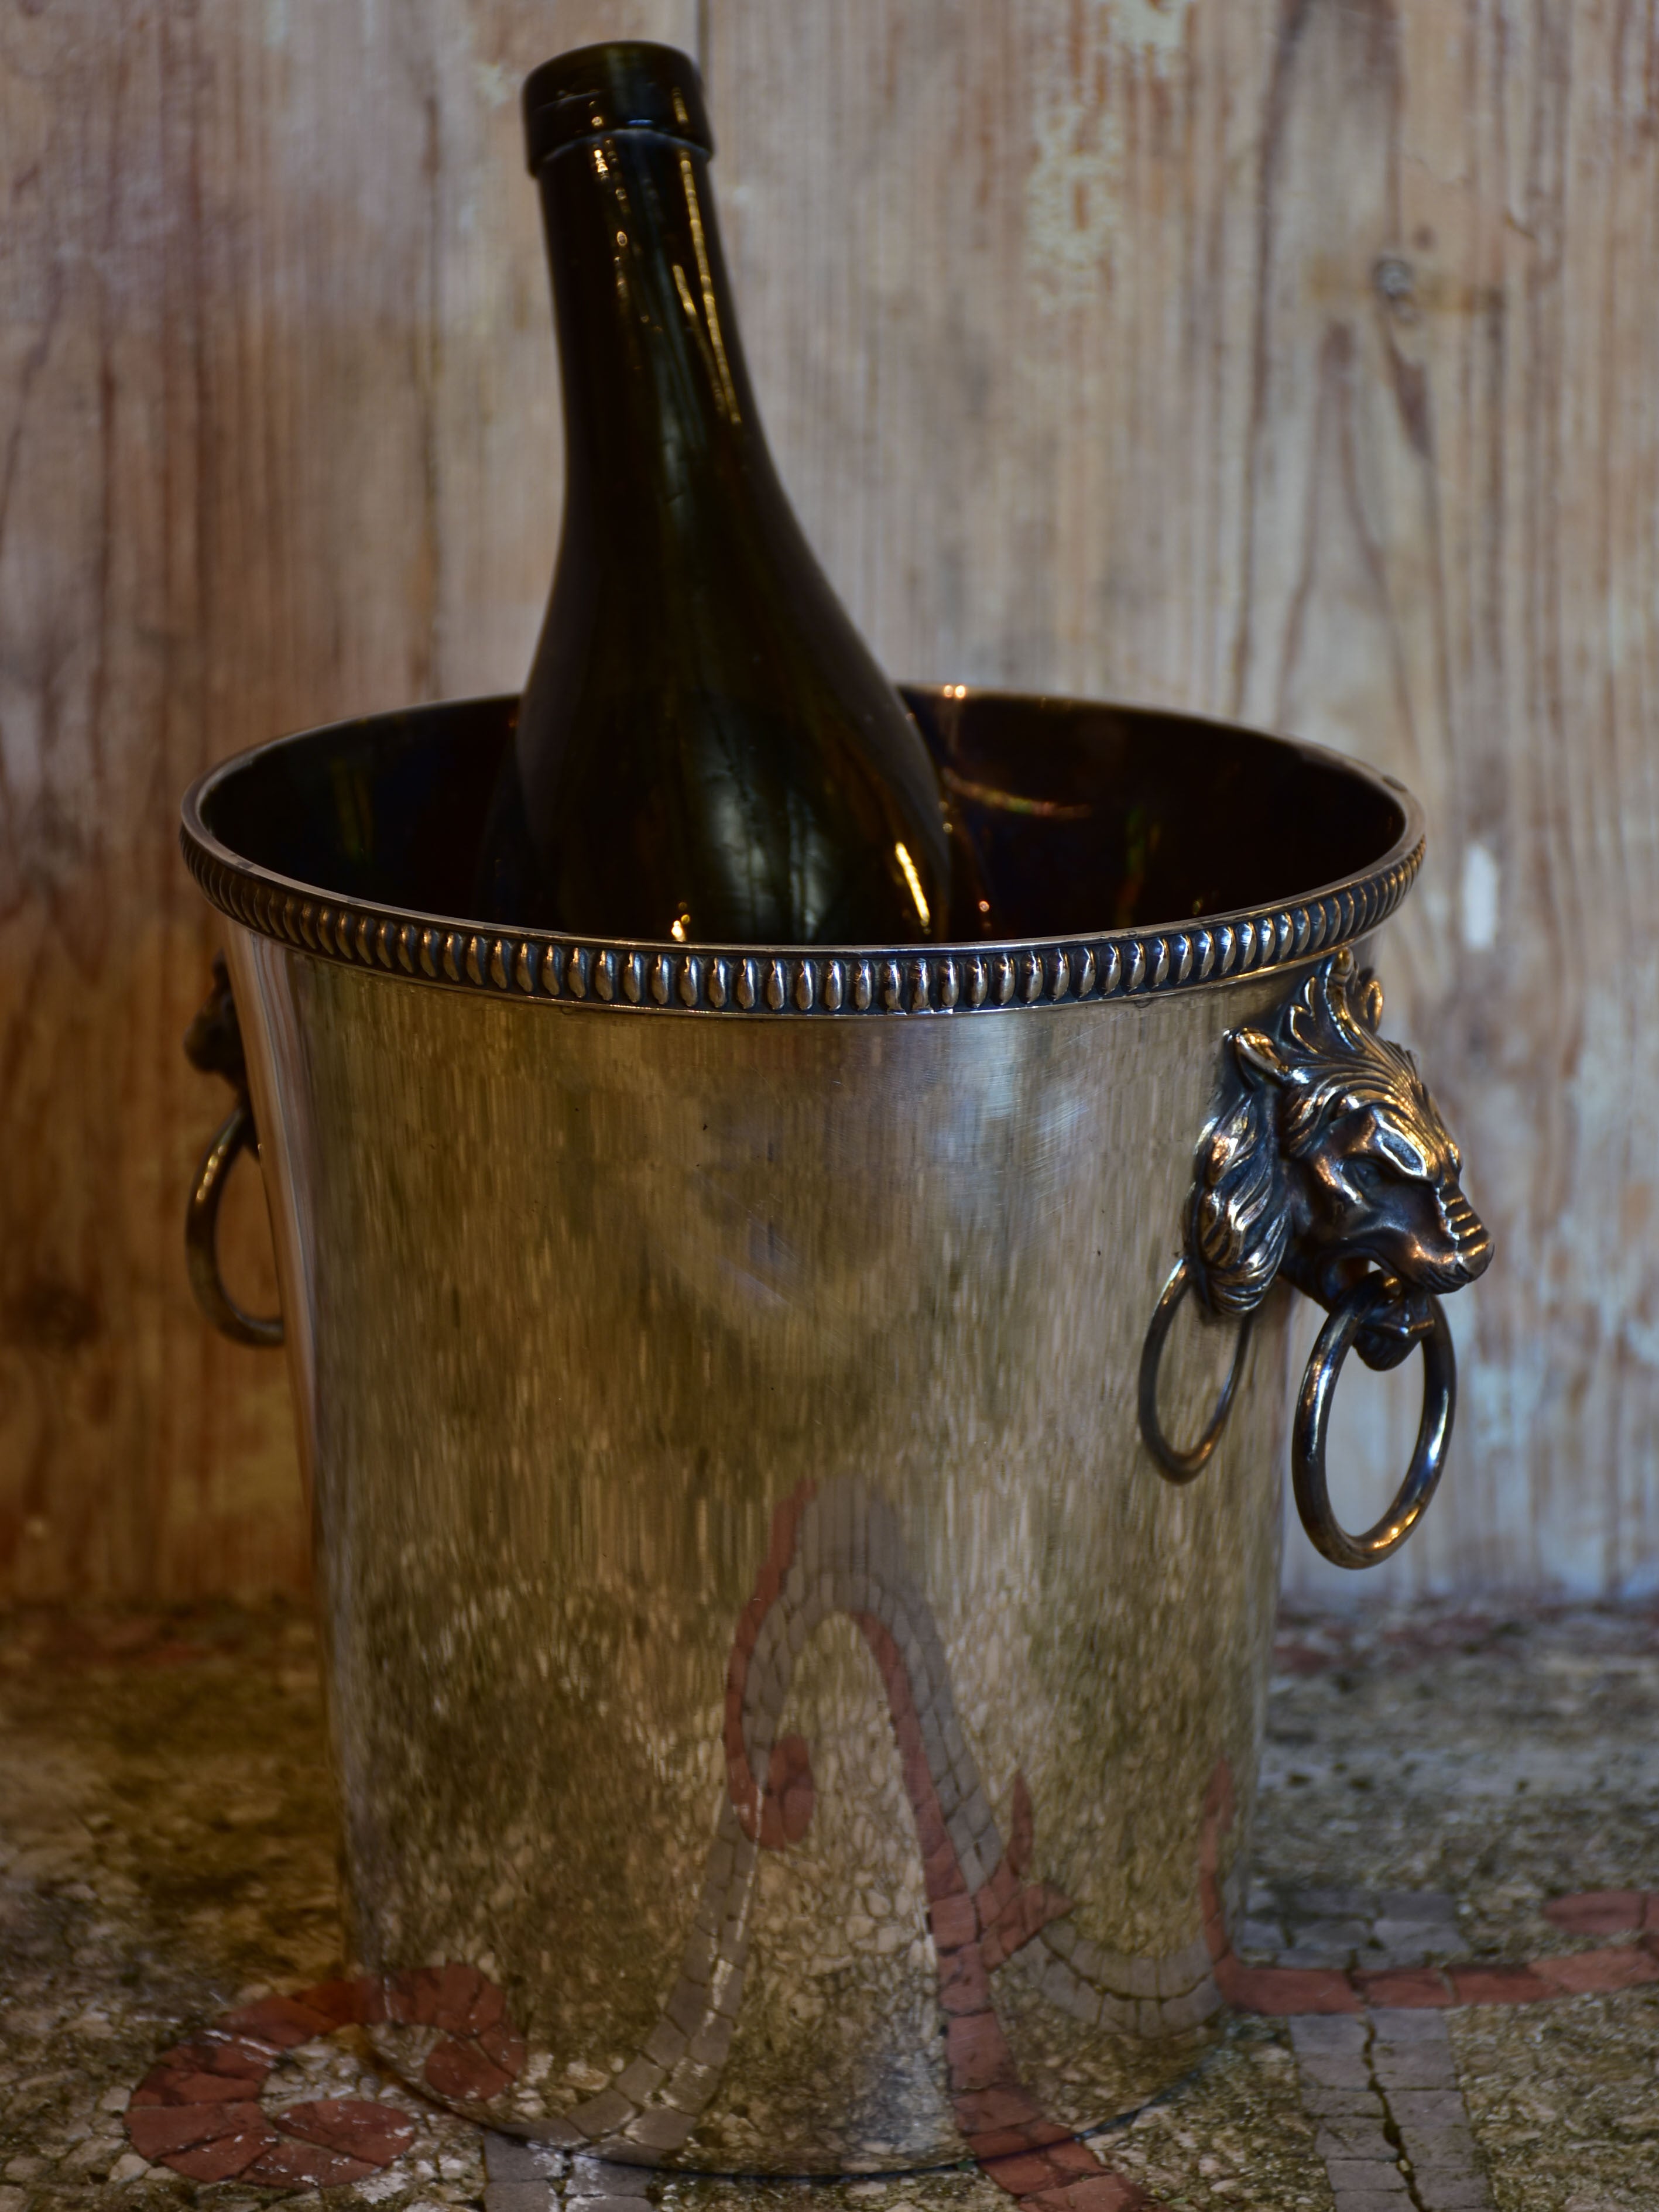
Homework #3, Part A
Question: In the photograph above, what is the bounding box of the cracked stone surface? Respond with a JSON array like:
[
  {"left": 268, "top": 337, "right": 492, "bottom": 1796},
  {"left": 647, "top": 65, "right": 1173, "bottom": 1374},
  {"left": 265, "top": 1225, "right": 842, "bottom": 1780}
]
[{"left": 2, "top": 1598, "right": 1658, "bottom": 2212}]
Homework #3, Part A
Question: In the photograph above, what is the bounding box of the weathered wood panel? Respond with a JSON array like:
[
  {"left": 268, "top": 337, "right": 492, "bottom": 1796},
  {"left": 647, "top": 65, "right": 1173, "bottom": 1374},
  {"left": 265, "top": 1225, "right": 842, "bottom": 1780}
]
[
  {"left": 0, "top": 0, "right": 689, "bottom": 1599},
  {"left": 2, "top": 0, "right": 1655, "bottom": 1599},
  {"left": 709, "top": 0, "right": 1659, "bottom": 1601}
]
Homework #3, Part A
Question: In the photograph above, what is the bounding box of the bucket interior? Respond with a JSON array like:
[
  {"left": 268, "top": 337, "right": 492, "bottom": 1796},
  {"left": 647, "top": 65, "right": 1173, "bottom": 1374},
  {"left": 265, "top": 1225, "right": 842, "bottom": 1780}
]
[{"left": 200, "top": 688, "right": 1408, "bottom": 941}]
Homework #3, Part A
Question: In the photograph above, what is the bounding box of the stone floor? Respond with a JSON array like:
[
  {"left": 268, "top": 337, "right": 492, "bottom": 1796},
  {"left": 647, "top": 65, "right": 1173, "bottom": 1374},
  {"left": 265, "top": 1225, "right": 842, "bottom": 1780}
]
[{"left": 2, "top": 1599, "right": 1657, "bottom": 2212}]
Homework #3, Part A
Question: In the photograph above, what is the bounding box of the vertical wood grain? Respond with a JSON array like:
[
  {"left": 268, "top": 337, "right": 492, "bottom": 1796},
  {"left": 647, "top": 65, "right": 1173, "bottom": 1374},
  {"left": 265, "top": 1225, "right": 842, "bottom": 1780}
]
[
  {"left": 0, "top": 0, "right": 697, "bottom": 1600},
  {"left": 708, "top": 0, "right": 1659, "bottom": 1599},
  {"left": 2, "top": 0, "right": 1656, "bottom": 1599}
]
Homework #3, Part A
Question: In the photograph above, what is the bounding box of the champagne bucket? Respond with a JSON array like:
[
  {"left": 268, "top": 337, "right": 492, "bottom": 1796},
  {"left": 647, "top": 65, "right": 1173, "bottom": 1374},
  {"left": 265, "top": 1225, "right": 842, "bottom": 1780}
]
[{"left": 180, "top": 686, "right": 1489, "bottom": 2174}]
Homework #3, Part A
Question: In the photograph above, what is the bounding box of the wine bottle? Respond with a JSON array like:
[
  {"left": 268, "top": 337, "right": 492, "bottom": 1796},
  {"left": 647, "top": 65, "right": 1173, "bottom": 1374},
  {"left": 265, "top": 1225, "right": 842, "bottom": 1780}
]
[{"left": 477, "top": 41, "right": 951, "bottom": 947}]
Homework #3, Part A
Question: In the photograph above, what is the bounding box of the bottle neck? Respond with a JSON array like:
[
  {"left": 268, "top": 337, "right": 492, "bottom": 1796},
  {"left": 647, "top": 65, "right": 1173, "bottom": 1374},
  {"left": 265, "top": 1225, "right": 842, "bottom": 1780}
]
[{"left": 538, "top": 128, "right": 766, "bottom": 537}]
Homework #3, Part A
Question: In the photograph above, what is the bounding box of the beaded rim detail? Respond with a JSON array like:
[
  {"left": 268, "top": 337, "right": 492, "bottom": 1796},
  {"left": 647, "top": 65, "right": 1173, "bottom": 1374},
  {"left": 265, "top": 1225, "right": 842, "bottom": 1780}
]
[{"left": 179, "top": 698, "right": 1425, "bottom": 1018}]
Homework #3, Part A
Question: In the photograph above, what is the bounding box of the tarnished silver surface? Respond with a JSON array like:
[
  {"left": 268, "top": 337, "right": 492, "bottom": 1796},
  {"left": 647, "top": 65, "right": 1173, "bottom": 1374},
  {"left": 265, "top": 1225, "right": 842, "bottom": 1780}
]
[
  {"left": 224, "top": 926, "right": 1300, "bottom": 2171},
  {"left": 177, "top": 690, "right": 1424, "bottom": 1026},
  {"left": 180, "top": 685, "right": 1450, "bottom": 2171},
  {"left": 1177, "top": 952, "right": 1492, "bottom": 1348},
  {"left": 1139, "top": 951, "right": 1492, "bottom": 1565},
  {"left": 183, "top": 952, "right": 285, "bottom": 1349}
]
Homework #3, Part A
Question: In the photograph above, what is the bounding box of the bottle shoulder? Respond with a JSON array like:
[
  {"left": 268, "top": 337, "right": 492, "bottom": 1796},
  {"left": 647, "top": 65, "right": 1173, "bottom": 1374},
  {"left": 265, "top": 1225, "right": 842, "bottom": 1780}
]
[
  {"left": 507, "top": 654, "right": 947, "bottom": 944},
  {"left": 522, "top": 475, "right": 948, "bottom": 893}
]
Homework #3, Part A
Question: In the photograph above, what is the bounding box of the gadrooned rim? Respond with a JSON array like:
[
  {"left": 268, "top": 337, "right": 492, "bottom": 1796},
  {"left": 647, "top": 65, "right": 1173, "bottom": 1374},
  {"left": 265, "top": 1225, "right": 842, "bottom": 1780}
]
[{"left": 179, "top": 689, "right": 1425, "bottom": 1018}]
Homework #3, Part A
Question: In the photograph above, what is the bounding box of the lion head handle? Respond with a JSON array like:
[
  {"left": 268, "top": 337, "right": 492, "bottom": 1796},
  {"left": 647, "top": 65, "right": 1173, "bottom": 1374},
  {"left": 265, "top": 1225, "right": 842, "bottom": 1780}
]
[{"left": 1183, "top": 949, "right": 1492, "bottom": 1369}]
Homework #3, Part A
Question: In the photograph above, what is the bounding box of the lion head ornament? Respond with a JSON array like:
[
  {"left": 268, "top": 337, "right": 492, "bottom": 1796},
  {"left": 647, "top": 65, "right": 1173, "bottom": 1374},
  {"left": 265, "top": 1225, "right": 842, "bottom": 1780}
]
[{"left": 1183, "top": 949, "right": 1492, "bottom": 1370}]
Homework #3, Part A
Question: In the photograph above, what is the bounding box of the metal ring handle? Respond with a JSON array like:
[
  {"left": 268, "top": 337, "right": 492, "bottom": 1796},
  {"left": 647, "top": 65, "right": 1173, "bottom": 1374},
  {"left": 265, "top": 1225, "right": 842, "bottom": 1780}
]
[
  {"left": 1292, "top": 1274, "right": 1454, "bottom": 1568},
  {"left": 186, "top": 1099, "right": 285, "bottom": 1349},
  {"left": 1138, "top": 1255, "right": 1254, "bottom": 1483}
]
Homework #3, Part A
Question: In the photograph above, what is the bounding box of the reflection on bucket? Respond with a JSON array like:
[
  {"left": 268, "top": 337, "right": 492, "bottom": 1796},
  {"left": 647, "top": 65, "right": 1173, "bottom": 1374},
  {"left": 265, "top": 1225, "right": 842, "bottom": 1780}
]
[{"left": 179, "top": 686, "right": 1487, "bottom": 2170}]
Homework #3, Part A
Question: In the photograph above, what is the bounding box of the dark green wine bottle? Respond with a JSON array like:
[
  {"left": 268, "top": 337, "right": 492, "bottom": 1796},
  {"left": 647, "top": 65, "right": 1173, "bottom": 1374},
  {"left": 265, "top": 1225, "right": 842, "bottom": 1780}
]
[{"left": 478, "top": 42, "right": 951, "bottom": 946}]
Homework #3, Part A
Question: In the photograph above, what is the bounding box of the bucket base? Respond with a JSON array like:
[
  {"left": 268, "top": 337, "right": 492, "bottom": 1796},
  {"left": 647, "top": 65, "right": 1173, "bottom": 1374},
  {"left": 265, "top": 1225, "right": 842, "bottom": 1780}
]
[{"left": 369, "top": 2011, "right": 1217, "bottom": 2176}]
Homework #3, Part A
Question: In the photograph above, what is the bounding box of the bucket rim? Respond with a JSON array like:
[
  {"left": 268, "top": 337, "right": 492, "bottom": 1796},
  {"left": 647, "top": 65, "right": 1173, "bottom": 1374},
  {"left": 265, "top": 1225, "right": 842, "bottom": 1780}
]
[{"left": 179, "top": 684, "right": 1425, "bottom": 1017}]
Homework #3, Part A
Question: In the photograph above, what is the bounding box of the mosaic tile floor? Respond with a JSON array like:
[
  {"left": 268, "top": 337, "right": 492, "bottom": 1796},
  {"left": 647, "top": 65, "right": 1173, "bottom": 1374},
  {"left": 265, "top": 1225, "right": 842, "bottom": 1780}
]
[{"left": 2, "top": 1598, "right": 1657, "bottom": 2212}]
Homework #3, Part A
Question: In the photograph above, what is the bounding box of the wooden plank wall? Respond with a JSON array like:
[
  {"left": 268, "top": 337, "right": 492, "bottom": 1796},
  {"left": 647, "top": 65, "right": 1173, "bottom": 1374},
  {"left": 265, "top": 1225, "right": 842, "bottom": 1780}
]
[{"left": 2, "top": 0, "right": 1655, "bottom": 1603}]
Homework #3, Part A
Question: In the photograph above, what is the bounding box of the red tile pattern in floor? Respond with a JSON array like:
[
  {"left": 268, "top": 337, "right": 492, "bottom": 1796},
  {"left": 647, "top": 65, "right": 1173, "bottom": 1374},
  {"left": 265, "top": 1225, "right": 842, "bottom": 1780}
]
[
  {"left": 125, "top": 1984, "right": 408, "bottom": 2184},
  {"left": 851, "top": 1606, "right": 1144, "bottom": 2211},
  {"left": 123, "top": 1971, "right": 515, "bottom": 2184},
  {"left": 122, "top": 1465, "right": 1659, "bottom": 2198},
  {"left": 527, "top": 1477, "right": 1224, "bottom": 2173},
  {"left": 1202, "top": 1775, "right": 1659, "bottom": 2015}
]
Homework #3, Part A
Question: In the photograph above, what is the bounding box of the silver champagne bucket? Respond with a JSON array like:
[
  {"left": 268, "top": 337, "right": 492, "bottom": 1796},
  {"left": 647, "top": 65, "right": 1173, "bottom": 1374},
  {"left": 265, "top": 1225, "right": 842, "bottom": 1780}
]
[{"left": 180, "top": 686, "right": 1489, "bottom": 2173}]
